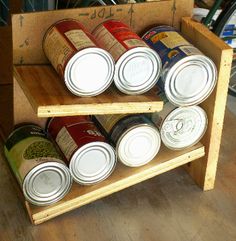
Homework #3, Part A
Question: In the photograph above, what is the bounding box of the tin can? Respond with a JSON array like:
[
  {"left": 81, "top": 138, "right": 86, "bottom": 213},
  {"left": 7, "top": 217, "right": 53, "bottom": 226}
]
[
  {"left": 92, "top": 20, "right": 162, "bottom": 95},
  {"left": 47, "top": 116, "right": 116, "bottom": 185},
  {"left": 43, "top": 19, "right": 115, "bottom": 97},
  {"left": 93, "top": 114, "right": 161, "bottom": 167},
  {"left": 151, "top": 100, "right": 208, "bottom": 150},
  {"left": 142, "top": 25, "right": 217, "bottom": 106},
  {"left": 4, "top": 124, "right": 72, "bottom": 206}
]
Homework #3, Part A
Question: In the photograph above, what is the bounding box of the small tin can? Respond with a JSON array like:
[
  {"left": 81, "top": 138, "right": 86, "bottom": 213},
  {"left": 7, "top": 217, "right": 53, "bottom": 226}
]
[
  {"left": 4, "top": 124, "right": 72, "bottom": 206},
  {"left": 142, "top": 25, "right": 217, "bottom": 106},
  {"left": 93, "top": 114, "right": 161, "bottom": 167},
  {"left": 47, "top": 116, "right": 116, "bottom": 185},
  {"left": 43, "top": 19, "right": 115, "bottom": 97},
  {"left": 151, "top": 100, "right": 208, "bottom": 150},
  {"left": 92, "top": 20, "right": 162, "bottom": 95}
]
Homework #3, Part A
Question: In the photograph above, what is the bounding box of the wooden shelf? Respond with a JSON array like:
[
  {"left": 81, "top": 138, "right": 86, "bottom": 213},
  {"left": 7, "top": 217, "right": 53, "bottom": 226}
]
[
  {"left": 14, "top": 65, "right": 163, "bottom": 118},
  {"left": 25, "top": 143, "right": 205, "bottom": 225}
]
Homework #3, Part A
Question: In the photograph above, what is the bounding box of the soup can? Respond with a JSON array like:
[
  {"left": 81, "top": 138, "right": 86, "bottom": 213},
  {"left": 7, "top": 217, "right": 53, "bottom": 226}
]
[
  {"left": 4, "top": 124, "right": 72, "bottom": 206},
  {"left": 142, "top": 25, "right": 217, "bottom": 106},
  {"left": 43, "top": 19, "right": 115, "bottom": 97},
  {"left": 151, "top": 100, "right": 208, "bottom": 150},
  {"left": 92, "top": 20, "right": 162, "bottom": 95},
  {"left": 93, "top": 114, "right": 161, "bottom": 167},
  {"left": 47, "top": 116, "right": 116, "bottom": 185}
]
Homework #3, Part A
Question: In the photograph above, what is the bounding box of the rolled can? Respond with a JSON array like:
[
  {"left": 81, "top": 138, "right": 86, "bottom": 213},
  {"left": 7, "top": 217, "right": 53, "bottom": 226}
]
[
  {"left": 151, "top": 101, "right": 208, "bottom": 150},
  {"left": 142, "top": 25, "right": 217, "bottom": 106},
  {"left": 4, "top": 124, "right": 72, "bottom": 206},
  {"left": 47, "top": 116, "right": 116, "bottom": 185},
  {"left": 92, "top": 20, "right": 162, "bottom": 95},
  {"left": 43, "top": 19, "right": 115, "bottom": 97},
  {"left": 93, "top": 114, "right": 161, "bottom": 167}
]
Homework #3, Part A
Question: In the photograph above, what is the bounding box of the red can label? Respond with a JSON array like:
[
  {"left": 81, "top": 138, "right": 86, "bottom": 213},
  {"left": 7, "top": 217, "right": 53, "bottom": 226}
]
[
  {"left": 47, "top": 116, "right": 106, "bottom": 162},
  {"left": 92, "top": 20, "right": 148, "bottom": 61},
  {"left": 43, "top": 19, "right": 97, "bottom": 78}
]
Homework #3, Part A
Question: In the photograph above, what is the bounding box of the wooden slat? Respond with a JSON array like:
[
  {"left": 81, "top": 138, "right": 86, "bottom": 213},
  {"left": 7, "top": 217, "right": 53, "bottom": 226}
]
[
  {"left": 11, "top": 0, "right": 193, "bottom": 64},
  {"left": 25, "top": 143, "right": 205, "bottom": 224},
  {"left": 181, "top": 17, "right": 233, "bottom": 190},
  {"left": 14, "top": 65, "right": 164, "bottom": 117}
]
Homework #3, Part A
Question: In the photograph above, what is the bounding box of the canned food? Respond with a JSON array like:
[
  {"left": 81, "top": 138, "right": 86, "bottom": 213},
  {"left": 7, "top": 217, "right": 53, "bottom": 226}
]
[
  {"left": 92, "top": 20, "right": 162, "bottom": 95},
  {"left": 142, "top": 25, "right": 217, "bottom": 106},
  {"left": 43, "top": 19, "right": 115, "bottom": 97},
  {"left": 47, "top": 116, "right": 116, "bottom": 185},
  {"left": 4, "top": 124, "right": 72, "bottom": 206},
  {"left": 93, "top": 114, "right": 161, "bottom": 167},
  {"left": 151, "top": 101, "right": 208, "bottom": 150}
]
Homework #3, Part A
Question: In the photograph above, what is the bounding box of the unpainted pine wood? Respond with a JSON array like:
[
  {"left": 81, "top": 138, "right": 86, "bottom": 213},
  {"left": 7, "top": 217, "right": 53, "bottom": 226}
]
[
  {"left": 14, "top": 65, "right": 163, "bottom": 117},
  {"left": 25, "top": 143, "right": 204, "bottom": 224},
  {"left": 181, "top": 17, "right": 233, "bottom": 190},
  {"left": 11, "top": 0, "right": 193, "bottom": 65},
  {"left": 13, "top": 77, "right": 47, "bottom": 129}
]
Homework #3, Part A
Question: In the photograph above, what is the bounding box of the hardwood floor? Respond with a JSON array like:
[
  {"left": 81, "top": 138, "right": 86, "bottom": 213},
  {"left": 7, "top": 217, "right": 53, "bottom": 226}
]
[{"left": 0, "top": 110, "right": 236, "bottom": 241}]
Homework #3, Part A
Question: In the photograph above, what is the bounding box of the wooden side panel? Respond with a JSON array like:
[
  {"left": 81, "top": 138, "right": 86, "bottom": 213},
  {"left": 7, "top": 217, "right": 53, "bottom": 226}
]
[
  {"left": 181, "top": 17, "right": 233, "bottom": 190},
  {"left": 11, "top": 0, "right": 193, "bottom": 65}
]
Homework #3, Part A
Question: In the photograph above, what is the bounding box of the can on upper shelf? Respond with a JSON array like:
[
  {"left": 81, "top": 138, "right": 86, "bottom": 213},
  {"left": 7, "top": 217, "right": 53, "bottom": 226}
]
[
  {"left": 47, "top": 116, "right": 116, "bottom": 185},
  {"left": 150, "top": 99, "right": 208, "bottom": 150},
  {"left": 142, "top": 25, "right": 217, "bottom": 106},
  {"left": 93, "top": 114, "right": 161, "bottom": 167},
  {"left": 92, "top": 20, "right": 162, "bottom": 95},
  {"left": 4, "top": 124, "right": 72, "bottom": 206},
  {"left": 43, "top": 19, "right": 115, "bottom": 97}
]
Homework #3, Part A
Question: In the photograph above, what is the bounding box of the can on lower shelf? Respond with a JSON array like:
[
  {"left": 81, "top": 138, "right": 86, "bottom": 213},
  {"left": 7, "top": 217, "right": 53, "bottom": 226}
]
[
  {"left": 142, "top": 25, "right": 217, "bottom": 106},
  {"left": 4, "top": 124, "right": 72, "bottom": 206},
  {"left": 92, "top": 20, "right": 162, "bottom": 95},
  {"left": 47, "top": 116, "right": 116, "bottom": 185},
  {"left": 43, "top": 19, "right": 115, "bottom": 97},
  {"left": 151, "top": 101, "right": 208, "bottom": 150},
  {"left": 93, "top": 114, "right": 161, "bottom": 167}
]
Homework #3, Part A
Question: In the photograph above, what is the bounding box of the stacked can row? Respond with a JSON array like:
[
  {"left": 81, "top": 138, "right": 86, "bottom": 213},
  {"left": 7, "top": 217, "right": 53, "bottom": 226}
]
[
  {"left": 4, "top": 106, "right": 207, "bottom": 206},
  {"left": 43, "top": 19, "right": 217, "bottom": 107}
]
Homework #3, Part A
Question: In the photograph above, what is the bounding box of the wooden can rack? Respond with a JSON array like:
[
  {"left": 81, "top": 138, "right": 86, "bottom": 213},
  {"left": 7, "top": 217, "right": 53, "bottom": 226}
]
[{"left": 0, "top": 0, "right": 233, "bottom": 224}]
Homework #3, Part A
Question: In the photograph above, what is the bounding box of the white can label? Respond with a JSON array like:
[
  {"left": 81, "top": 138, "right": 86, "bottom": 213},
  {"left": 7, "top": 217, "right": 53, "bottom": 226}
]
[{"left": 56, "top": 127, "right": 78, "bottom": 160}]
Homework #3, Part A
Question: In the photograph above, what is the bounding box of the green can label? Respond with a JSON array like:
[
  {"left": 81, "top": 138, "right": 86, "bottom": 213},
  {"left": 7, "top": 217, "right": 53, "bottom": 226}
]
[{"left": 4, "top": 125, "right": 64, "bottom": 186}]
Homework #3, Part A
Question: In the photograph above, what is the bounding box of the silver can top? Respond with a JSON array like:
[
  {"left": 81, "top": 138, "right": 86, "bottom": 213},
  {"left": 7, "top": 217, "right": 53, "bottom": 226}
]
[
  {"left": 69, "top": 142, "right": 116, "bottom": 185},
  {"left": 114, "top": 47, "right": 162, "bottom": 95},
  {"left": 23, "top": 161, "right": 72, "bottom": 206},
  {"left": 160, "top": 105, "right": 208, "bottom": 150},
  {"left": 164, "top": 55, "right": 217, "bottom": 106},
  {"left": 64, "top": 47, "right": 115, "bottom": 97},
  {"left": 117, "top": 124, "right": 161, "bottom": 167}
]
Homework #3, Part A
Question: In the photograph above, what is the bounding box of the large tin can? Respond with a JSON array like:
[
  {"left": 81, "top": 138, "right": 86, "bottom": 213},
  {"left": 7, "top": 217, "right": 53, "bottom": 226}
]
[
  {"left": 92, "top": 20, "right": 162, "bottom": 95},
  {"left": 43, "top": 19, "right": 115, "bottom": 97},
  {"left": 47, "top": 116, "right": 116, "bottom": 185},
  {"left": 93, "top": 114, "right": 161, "bottom": 167},
  {"left": 151, "top": 99, "right": 208, "bottom": 150},
  {"left": 4, "top": 124, "right": 72, "bottom": 206},
  {"left": 142, "top": 25, "right": 217, "bottom": 106}
]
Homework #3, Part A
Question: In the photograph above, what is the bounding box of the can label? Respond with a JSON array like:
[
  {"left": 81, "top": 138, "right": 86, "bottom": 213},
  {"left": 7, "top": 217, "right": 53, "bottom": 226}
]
[
  {"left": 43, "top": 19, "right": 96, "bottom": 78},
  {"left": 4, "top": 125, "right": 64, "bottom": 186},
  {"left": 94, "top": 114, "right": 155, "bottom": 145},
  {"left": 47, "top": 116, "right": 106, "bottom": 162},
  {"left": 142, "top": 26, "right": 203, "bottom": 86},
  {"left": 92, "top": 20, "right": 148, "bottom": 61}
]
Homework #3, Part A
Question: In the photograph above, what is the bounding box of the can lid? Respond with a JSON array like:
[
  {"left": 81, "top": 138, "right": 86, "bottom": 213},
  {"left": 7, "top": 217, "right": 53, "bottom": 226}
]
[
  {"left": 161, "top": 105, "right": 208, "bottom": 150},
  {"left": 114, "top": 47, "right": 162, "bottom": 95},
  {"left": 164, "top": 55, "right": 217, "bottom": 106},
  {"left": 69, "top": 142, "right": 116, "bottom": 185},
  {"left": 117, "top": 124, "right": 161, "bottom": 167},
  {"left": 23, "top": 161, "right": 72, "bottom": 206},
  {"left": 64, "top": 47, "right": 115, "bottom": 97}
]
